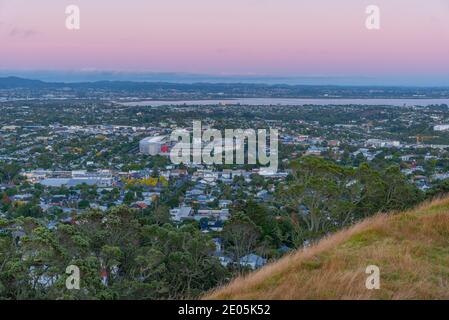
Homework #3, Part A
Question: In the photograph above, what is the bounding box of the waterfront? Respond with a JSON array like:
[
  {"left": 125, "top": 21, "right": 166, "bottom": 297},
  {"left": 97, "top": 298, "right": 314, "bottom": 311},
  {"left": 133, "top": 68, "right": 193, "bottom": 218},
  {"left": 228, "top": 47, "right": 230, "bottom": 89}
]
[{"left": 120, "top": 98, "right": 449, "bottom": 107}]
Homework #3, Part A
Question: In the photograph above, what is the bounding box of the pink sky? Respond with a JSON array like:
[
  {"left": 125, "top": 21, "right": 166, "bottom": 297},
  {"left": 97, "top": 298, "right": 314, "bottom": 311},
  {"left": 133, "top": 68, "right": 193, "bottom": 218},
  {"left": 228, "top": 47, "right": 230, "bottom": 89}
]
[{"left": 1, "top": 0, "right": 449, "bottom": 81}]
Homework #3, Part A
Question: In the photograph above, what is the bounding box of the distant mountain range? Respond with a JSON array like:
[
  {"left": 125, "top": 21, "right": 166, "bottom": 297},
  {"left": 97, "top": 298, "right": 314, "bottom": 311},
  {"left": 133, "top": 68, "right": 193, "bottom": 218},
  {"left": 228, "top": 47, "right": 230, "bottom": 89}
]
[
  {"left": 0, "top": 76, "right": 49, "bottom": 88},
  {"left": 1, "top": 76, "right": 449, "bottom": 99}
]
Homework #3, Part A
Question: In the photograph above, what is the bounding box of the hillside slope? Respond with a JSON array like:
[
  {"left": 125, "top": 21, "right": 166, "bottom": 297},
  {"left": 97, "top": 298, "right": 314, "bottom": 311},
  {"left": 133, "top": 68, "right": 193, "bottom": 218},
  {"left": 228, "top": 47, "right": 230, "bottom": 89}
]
[{"left": 206, "top": 198, "right": 449, "bottom": 300}]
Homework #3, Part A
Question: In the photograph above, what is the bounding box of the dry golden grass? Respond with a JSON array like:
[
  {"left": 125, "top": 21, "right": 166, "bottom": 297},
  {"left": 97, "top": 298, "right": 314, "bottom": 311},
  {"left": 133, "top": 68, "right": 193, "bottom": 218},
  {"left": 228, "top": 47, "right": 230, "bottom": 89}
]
[{"left": 205, "top": 197, "right": 449, "bottom": 300}]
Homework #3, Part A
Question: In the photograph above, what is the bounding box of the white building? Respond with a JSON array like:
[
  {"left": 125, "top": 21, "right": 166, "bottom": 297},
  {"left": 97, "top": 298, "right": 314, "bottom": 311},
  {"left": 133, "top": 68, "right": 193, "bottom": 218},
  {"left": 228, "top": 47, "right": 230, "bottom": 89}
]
[
  {"left": 365, "top": 139, "right": 401, "bottom": 148},
  {"left": 23, "top": 170, "right": 113, "bottom": 187},
  {"left": 194, "top": 209, "right": 230, "bottom": 222},
  {"left": 434, "top": 125, "right": 449, "bottom": 132},
  {"left": 139, "top": 136, "right": 168, "bottom": 155},
  {"left": 170, "top": 206, "right": 193, "bottom": 222},
  {"left": 239, "top": 254, "right": 267, "bottom": 270}
]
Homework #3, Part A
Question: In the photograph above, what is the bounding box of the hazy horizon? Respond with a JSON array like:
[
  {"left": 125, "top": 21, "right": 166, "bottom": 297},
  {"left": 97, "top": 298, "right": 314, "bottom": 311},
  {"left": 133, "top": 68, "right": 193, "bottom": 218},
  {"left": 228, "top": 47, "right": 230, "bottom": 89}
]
[{"left": 1, "top": 70, "right": 449, "bottom": 87}]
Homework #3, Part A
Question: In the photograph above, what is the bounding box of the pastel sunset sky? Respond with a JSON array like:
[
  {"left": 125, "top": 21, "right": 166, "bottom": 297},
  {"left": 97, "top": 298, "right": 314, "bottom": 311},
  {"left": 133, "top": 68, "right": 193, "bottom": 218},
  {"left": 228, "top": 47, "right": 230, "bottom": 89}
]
[{"left": 1, "top": 0, "right": 449, "bottom": 85}]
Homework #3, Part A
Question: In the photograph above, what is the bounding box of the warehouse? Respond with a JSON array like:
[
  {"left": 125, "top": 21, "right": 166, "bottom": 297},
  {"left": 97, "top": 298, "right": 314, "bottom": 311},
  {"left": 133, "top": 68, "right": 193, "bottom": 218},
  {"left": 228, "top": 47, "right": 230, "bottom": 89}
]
[{"left": 139, "top": 135, "right": 169, "bottom": 155}]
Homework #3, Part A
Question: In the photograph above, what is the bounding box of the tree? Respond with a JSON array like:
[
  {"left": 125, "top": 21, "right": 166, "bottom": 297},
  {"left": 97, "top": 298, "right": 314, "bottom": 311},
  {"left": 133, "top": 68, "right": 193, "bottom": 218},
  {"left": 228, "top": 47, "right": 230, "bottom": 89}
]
[
  {"left": 223, "top": 213, "right": 260, "bottom": 273},
  {"left": 281, "top": 158, "right": 421, "bottom": 244},
  {"left": 282, "top": 157, "right": 359, "bottom": 238},
  {"left": 152, "top": 205, "right": 171, "bottom": 224},
  {"left": 123, "top": 191, "right": 135, "bottom": 204},
  {"left": 0, "top": 207, "right": 228, "bottom": 300},
  {"left": 0, "top": 163, "right": 20, "bottom": 184},
  {"left": 381, "top": 166, "right": 422, "bottom": 211},
  {"left": 78, "top": 200, "right": 90, "bottom": 210}
]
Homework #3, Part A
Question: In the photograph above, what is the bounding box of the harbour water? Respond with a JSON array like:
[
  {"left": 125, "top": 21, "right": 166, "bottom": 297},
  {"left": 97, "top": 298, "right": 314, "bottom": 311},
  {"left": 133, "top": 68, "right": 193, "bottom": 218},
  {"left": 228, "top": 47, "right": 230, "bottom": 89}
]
[{"left": 120, "top": 98, "right": 449, "bottom": 107}]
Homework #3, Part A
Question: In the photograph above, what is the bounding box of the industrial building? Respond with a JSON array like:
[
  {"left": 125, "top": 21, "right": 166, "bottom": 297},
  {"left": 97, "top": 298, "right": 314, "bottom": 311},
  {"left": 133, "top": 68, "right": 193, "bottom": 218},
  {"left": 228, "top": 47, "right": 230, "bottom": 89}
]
[
  {"left": 23, "top": 170, "right": 113, "bottom": 187},
  {"left": 139, "top": 136, "right": 169, "bottom": 155}
]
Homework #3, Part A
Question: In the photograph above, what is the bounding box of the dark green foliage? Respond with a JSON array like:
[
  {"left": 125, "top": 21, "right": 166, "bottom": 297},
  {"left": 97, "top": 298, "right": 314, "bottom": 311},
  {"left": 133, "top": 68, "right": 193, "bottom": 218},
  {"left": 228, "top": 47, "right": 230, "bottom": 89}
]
[{"left": 0, "top": 207, "right": 228, "bottom": 300}]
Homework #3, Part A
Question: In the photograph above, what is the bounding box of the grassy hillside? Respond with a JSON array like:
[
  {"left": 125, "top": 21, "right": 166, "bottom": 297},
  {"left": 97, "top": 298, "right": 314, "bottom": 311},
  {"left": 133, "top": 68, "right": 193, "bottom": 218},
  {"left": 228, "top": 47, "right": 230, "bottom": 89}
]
[{"left": 206, "top": 197, "right": 449, "bottom": 300}]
